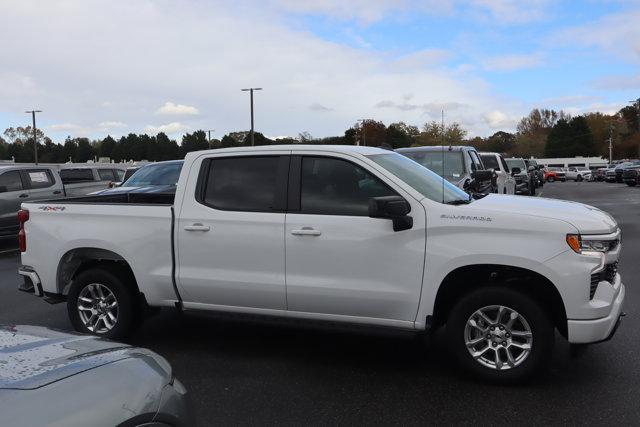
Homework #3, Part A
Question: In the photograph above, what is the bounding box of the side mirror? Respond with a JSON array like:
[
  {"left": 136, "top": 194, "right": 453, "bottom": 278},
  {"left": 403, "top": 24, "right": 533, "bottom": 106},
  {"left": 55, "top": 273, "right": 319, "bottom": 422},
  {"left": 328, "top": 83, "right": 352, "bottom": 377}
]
[
  {"left": 472, "top": 169, "right": 493, "bottom": 181},
  {"left": 511, "top": 167, "right": 521, "bottom": 175},
  {"left": 369, "top": 196, "right": 413, "bottom": 232}
]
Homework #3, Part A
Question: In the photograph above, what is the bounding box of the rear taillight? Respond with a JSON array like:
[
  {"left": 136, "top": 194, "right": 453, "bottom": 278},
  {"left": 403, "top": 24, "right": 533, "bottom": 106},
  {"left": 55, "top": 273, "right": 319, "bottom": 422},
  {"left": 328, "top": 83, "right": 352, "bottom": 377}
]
[{"left": 18, "top": 209, "right": 29, "bottom": 252}]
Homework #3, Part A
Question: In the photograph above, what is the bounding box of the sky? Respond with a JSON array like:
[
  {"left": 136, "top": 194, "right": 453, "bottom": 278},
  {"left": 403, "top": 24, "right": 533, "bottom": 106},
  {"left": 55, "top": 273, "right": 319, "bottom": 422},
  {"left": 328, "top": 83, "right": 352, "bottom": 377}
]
[{"left": 1, "top": 0, "right": 639, "bottom": 143}]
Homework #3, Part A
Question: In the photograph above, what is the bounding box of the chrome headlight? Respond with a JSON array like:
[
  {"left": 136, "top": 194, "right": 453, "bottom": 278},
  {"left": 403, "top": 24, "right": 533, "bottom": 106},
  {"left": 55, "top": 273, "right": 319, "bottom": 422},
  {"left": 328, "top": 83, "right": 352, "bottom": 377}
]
[{"left": 567, "top": 234, "right": 620, "bottom": 254}]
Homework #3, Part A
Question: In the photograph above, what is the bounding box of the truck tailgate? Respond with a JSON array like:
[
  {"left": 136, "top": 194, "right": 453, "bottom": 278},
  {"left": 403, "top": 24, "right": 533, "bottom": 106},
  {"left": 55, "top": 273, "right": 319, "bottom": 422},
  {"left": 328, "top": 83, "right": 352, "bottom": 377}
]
[{"left": 20, "top": 202, "right": 177, "bottom": 306}]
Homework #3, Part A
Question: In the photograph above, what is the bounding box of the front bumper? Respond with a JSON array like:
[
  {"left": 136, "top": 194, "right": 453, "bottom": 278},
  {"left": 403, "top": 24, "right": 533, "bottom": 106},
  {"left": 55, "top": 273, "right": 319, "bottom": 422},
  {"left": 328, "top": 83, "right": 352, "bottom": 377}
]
[{"left": 567, "top": 282, "right": 625, "bottom": 344}]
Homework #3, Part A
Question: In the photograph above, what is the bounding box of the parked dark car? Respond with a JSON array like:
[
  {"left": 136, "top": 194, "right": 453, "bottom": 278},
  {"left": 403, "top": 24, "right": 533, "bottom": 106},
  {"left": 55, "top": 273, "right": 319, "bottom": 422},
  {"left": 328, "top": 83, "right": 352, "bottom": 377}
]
[
  {"left": 524, "top": 159, "right": 544, "bottom": 187},
  {"left": 607, "top": 161, "right": 637, "bottom": 182},
  {"left": 0, "top": 325, "right": 192, "bottom": 427},
  {"left": 622, "top": 164, "right": 640, "bottom": 186},
  {"left": 91, "top": 160, "right": 183, "bottom": 197},
  {"left": 396, "top": 146, "right": 494, "bottom": 195}
]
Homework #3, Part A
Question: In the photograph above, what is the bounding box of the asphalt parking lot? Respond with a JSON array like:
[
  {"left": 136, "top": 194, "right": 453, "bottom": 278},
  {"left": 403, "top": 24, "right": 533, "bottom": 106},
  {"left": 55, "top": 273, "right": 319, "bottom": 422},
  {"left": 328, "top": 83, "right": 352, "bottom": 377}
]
[{"left": 1, "top": 181, "right": 639, "bottom": 425}]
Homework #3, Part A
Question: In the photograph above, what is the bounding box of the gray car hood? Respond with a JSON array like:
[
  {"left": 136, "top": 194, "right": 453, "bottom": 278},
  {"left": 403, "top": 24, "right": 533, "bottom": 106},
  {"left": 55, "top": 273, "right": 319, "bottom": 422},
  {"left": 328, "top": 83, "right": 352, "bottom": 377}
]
[{"left": 0, "top": 325, "right": 168, "bottom": 390}]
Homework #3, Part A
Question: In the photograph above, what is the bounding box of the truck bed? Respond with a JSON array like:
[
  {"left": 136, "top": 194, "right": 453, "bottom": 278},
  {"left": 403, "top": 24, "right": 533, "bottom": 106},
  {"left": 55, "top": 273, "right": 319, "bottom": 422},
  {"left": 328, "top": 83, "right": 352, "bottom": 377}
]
[{"left": 20, "top": 198, "right": 178, "bottom": 306}]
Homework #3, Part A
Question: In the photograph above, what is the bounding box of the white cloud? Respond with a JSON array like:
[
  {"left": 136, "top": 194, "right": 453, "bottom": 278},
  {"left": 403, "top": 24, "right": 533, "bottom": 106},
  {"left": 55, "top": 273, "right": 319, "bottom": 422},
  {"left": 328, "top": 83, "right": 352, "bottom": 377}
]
[
  {"left": 483, "top": 110, "right": 517, "bottom": 128},
  {"left": 482, "top": 53, "right": 544, "bottom": 71},
  {"left": 156, "top": 101, "right": 199, "bottom": 115},
  {"left": 470, "top": 0, "right": 551, "bottom": 24},
  {"left": 98, "top": 121, "right": 127, "bottom": 129},
  {"left": 558, "top": 10, "right": 640, "bottom": 62},
  {"left": 144, "top": 122, "right": 190, "bottom": 135},
  {"left": 49, "top": 123, "right": 84, "bottom": 132},
  {"left": 309, "top": 103, "right": 333, "bottom": 112}
]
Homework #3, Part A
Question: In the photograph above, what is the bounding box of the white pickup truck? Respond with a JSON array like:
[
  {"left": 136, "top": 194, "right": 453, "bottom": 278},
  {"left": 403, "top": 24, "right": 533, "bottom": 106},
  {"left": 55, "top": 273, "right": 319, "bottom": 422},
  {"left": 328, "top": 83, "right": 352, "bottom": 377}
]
[{"left": 18, "top": 145, "right": 625, "bottom": 382}]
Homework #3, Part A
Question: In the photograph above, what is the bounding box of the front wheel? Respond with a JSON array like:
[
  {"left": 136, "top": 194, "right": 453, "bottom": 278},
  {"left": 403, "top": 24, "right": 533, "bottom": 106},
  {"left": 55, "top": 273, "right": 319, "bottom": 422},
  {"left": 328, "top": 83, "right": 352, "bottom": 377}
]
[
  {"left": 446, "top": 287, "right": 554, "bottom": 384},
  {"left": 548, "top": 177, "right": 555, "bottom": 182},
  {"left": 67, "top": 268, "right": 136, "bottom": 340},
  {"left": 577, "top": 175, "right": 583, "bottom": 182}
]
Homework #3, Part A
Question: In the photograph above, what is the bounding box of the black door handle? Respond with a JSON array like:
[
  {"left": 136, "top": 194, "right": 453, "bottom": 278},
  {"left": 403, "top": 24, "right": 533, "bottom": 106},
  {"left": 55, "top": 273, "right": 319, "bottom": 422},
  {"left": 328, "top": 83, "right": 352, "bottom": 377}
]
[
  {"left": 53, "top": 190, "right": 62, "bottom": 194},
  {"left": 19, "top": 193, "right": 29, "bottom": 198}
]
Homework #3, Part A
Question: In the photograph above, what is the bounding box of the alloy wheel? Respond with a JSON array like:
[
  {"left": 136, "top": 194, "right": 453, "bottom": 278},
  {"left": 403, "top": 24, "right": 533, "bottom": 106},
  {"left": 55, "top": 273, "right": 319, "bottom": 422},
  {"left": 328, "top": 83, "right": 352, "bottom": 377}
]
[
  {"left": 77, "top": 283, "right": 119, "bottom": 334},
  {"left": 464, "top": 305, "right": 533, "bottom": 370}
]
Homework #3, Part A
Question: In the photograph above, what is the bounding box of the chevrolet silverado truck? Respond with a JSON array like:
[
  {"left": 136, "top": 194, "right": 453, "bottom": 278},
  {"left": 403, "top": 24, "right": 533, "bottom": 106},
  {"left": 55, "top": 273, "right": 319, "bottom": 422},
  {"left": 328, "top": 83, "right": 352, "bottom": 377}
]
[{"left": 17, "top": 145, "right": 625, "bottom": 383}]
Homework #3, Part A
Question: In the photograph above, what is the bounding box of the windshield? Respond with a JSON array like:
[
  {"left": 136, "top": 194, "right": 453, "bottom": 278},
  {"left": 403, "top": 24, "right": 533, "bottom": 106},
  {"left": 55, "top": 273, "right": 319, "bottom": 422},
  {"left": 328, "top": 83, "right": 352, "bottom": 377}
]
[
  {"left": 123, "top": 162, "right": 183, "bottom": 186},
  {"left": 480, "top": 154, "right": 499, "bottom": 170},
  {"left": 506, "top": 159, "right": 526, "bottom": 170},
  {"left": 400, "top": 151, "right": 465, "bottom": 180},
  {"left": 367, "top": 152, "right": 471, "bottom": 204}
]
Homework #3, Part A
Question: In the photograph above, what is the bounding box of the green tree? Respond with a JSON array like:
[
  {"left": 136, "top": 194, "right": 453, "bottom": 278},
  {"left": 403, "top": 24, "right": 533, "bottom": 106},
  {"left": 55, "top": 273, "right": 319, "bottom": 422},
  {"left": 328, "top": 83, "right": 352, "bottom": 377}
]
[
  {"left": 98, "top": 135, "right": 117, "bottom": 159},
  {"left": 181, "top": 130, "right": 209, "bottom": 156},
  {"left": 417, "top": 121, "right": 466, "bottom": 146},
  {"left": 75, "top": 138, "right": 95, "bottom": 162},
  {"left": 386, "top": 122, "right": 418, "bottom": 148},
  {"left": 156, "top": 133, "right": 180, "bottom": 160},
  {"left": 485, "top": 131, "right": 516, "bottom": 153},
  {"left": 545, "top": 117, "right": 595, "bottom": 157}
]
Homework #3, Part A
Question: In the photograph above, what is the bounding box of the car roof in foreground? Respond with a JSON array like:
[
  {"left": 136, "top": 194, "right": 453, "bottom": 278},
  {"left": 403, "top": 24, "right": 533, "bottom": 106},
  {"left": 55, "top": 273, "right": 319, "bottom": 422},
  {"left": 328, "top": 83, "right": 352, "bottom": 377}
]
[
  {"left": 185, "top": 144, "right": 390, "bottom": 158},
  {"left": 396, "top": 145, "right": 473, "bottom": 152},
  {"left": 0, "top": 325, "right": 167, "bottom": 390}
]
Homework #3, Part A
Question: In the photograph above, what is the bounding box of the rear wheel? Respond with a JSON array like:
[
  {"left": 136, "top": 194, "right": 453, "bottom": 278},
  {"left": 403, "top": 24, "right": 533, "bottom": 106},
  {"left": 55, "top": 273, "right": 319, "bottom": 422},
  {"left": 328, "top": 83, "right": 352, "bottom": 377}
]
[
  {"left": 577, "top": 175, "right": 583, "bottom": 182},
  {"left": 446, "top": 287, "right": 554, "bottom": 384},
  {"left": 67, "top": 268, "right": 136, "bottom": 340},
  {"left": 548, "top": 176, "right": 555, "bottom": 182}
]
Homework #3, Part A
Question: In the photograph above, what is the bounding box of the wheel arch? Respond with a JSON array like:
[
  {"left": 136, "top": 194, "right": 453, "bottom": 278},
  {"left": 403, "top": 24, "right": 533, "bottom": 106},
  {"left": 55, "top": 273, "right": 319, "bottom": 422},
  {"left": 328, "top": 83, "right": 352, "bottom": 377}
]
[
  {"left": 432, "top": 264, "right": 568, "bottom": 337},
  {"left": 56, "top": 247, "right": 141, "bottom": 298}
]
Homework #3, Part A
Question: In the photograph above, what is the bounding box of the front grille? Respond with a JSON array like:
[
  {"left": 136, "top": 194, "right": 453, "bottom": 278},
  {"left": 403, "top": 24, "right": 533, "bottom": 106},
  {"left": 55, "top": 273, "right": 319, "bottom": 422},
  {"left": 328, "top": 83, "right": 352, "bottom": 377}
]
[{"left": 590, "top": 262, "right": 618, "bottom": 299}]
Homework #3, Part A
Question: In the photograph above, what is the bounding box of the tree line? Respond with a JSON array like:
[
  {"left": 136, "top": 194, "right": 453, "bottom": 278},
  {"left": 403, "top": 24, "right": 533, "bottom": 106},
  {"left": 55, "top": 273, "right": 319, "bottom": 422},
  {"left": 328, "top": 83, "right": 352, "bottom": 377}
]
[{"left": 1, "top": 101, "right": 638, "bottom": 163}]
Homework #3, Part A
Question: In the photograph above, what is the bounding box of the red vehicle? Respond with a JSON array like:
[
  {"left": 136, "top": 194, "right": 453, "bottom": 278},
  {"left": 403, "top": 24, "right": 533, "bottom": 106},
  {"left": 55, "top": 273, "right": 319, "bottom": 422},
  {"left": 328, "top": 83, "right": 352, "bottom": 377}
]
[{"left": 543, "top": 167, "right": 566, "bottom": 182}]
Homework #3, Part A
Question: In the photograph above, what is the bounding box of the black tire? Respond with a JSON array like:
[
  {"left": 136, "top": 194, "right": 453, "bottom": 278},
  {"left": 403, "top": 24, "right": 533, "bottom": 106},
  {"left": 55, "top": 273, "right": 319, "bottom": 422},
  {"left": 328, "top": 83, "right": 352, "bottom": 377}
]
[
  {"left": 548, "top": 177, "right": 554, "bottom": 182},
  {"left": 627, "top": 182, "right": 637, "bottom": 187},
  {"left": 67, "top": 268, "right": 136, "bottom": 341},
  {"left": 446, "top": 287, "right": 554, "bottom": 384},
  {"left": 577, "top": 175, "right": 583, "bottom": 182}
]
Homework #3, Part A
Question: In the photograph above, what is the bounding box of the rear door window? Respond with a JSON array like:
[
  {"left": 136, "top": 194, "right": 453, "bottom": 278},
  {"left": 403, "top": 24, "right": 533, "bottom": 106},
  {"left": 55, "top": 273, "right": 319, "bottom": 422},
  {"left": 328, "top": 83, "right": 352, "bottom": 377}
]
[
  {"left": 114, "top": 169, "right": 125, "bottom": 181},
  {"left": 60, "top": 169, "right": 95, "bottom": 184},
  {"left": 97, "top": 169, "right": 116, "bottom": 181},
  {"left": 0, "top": 170, "right": 24, "bottom": 193},
  {"left": 25, "top": 169, "right": 55, "bottom": 189},
  {"left": 200, "top": 156, "right": 288, "bottom": 212}
]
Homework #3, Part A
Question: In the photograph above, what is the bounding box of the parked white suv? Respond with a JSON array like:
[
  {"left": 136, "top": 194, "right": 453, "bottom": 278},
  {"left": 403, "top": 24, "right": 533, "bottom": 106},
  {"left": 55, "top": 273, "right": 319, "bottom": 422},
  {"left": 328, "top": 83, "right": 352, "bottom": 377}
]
[
  {"left": 565, "top": 167, "right": 592, "bottom": 182},
  {"left": 18, "top": 145, "right": 625, "bottom": 383},
  {"left": 479, "top": 152, "right": 516, "bottom": 194}
]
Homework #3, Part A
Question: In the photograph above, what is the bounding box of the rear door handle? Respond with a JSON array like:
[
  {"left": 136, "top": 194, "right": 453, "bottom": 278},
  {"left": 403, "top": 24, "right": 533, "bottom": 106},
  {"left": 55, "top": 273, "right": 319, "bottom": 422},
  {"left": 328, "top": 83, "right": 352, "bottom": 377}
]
[
  {"left": 184, "top": 223, "right": 210, "bottom": 232},
  {"left": 291, "top": 227, "right": 321, "bottom": 236},
  {"left": 19, "top": 193, "right": 29, "bottom": 198},
  {"left": 53, "top": 190, "right": 62, "bottom": 195}
]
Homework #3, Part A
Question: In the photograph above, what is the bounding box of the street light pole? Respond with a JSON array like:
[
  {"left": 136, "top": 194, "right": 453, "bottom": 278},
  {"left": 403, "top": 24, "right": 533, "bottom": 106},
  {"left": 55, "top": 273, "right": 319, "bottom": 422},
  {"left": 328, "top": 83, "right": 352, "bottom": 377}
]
[
  {"left": 357, "top": 119, "right": 367, "bottom": 146},
  {"left": 25, "top": 110, "right": 42, "bottom": 164},
  {"left": 241, "top": 87, "right": 262, "bottom": 146},
  {"left": 205, "top": 129, "right": 215, "bottom": 149}
]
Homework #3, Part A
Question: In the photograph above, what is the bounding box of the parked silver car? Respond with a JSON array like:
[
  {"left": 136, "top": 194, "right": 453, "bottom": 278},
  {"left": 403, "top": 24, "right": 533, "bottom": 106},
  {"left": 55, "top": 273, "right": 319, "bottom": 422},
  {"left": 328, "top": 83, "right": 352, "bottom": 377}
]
[
  {"left": 0, "top": 325, "right": 192, "bottom": 427},
  {"left": 0, "top": 165, "right": 65, "bottom": 238},
  {"left": 60, "top": 165, "right": 127, "bottom": 196}
]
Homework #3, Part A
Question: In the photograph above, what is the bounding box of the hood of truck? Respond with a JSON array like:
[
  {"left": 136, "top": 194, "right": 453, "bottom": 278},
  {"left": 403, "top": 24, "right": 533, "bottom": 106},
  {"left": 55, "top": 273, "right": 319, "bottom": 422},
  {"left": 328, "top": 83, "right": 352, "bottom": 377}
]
[
  {"left": 0, "top": 325, "right": 169, "bottom": 390},
  {"left": 470, "top": 194, "right": 617, "bottom": 234}
]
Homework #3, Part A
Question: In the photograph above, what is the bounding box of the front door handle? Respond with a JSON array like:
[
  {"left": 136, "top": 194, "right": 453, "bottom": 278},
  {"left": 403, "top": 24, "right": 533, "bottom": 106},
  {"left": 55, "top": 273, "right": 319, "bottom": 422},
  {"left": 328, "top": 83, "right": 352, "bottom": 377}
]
[
  {"left": 53, "top": 190, "right": 62, "bottom": 195},
  {"left": 184, "top": 223, "right": 210, "bottom": 232},
  {"left": 291, "top": 227, "right": 321, "bottom": 236},
  {"left": 19, "top": 193, "right": 29, "bottom": 198}
]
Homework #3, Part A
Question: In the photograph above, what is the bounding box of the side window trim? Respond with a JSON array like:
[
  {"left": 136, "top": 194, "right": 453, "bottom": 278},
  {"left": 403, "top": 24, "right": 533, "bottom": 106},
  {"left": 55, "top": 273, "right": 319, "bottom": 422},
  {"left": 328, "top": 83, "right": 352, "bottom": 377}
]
[{"left": 195, "top": 155, "right": 290, "bottom": 213}]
